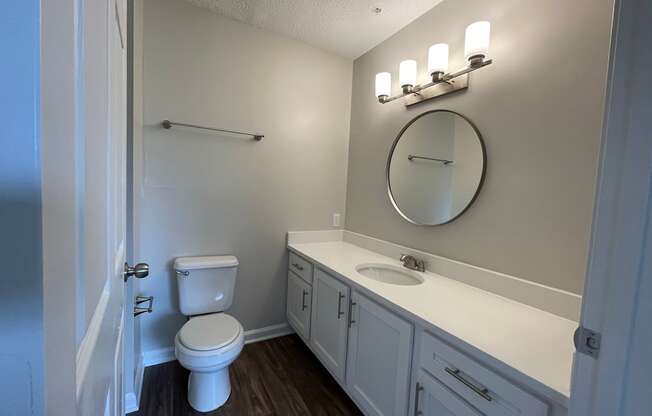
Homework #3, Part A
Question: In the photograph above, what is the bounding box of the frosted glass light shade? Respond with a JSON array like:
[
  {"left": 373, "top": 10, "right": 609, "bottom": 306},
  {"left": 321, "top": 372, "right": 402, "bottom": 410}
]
[
  {"left": 375, "top": 72, "right": 391, "bottom": 97},
  {"left": 464, "top": 21, "right": 491, "bottom": 61},
  {"left": 399, "top": 60, "right": 417, "bottom": 87},
  {"left": 428, "top": 43, "right": 448, "bottom": 75}
]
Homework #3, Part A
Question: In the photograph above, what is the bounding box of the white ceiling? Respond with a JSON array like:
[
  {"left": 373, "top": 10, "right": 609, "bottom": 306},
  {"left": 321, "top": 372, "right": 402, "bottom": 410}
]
[{"left": 185, "top": 0, "right": 445, "bottom": 59}]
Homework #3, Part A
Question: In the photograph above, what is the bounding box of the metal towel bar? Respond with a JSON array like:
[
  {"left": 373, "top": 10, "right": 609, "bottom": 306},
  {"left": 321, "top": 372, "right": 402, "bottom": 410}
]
[
  {"left": 407, "top": 154, "right": 453, "bottom": 165},
  {"left": 162, "top": 119, "right": 264, "bottom": 141}
]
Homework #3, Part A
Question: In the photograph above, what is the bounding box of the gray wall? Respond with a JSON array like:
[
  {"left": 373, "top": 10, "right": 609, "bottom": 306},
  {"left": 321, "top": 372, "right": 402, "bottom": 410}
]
[
  {"left": 138, "top": 0, "right": 352, "bottom": 353},
  {"left": 346, "top": 0, "right": 613, "bottom": 294},
  {"left": 0, "top": 1, "right": 43, "bottom": 414}
]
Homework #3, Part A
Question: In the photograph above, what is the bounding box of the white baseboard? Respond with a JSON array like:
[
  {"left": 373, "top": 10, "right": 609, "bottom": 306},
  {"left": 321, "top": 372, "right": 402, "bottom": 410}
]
[
  {"left": 125, "top": 355, "right": 145, "bottom": 414},
  {"left": 142, "top": 346, "right": 175, "bottom": 367},
  {"left": 125, "top": 393, "right": 138, "bottom": 414},
  {"left": 244, "top": 322, "right": 294, "bottom": 344},
  {"left": 141, "top": 322, "right": 295, "bottom": 368}
]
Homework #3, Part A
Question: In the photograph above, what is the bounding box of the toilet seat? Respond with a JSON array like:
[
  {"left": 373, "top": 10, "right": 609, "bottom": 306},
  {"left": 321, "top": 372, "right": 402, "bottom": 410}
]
[{"left": 179, "top": 313, "right": 241, "bottom": 351}]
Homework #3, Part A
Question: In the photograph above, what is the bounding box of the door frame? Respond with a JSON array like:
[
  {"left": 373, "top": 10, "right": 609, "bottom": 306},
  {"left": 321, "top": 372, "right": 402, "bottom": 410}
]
[
  {"left": 569, "top": 0, "right": 652, "bottom": 414},
  {"left": 42, "top": 0, "right": 82, "bottom": 414}
]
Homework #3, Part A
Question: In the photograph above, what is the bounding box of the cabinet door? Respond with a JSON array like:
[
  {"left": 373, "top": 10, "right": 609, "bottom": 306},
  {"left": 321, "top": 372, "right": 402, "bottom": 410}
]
[
  {"left": 286, "top": 271, "right": 312, "bottom": 342},
  {"left": 346, "top": 291, "right": 413, "bottom": 416},
  {"left": 310, "top": 268, "right": 350, "bottom": 383},
  {"left": 414, "top": 369, "right": 482, "bottom": 416}
]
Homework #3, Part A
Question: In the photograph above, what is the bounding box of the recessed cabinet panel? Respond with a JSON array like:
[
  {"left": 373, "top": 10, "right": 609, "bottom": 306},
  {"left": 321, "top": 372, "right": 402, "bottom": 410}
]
[
  {"left": 415, "top": 369, "right": 482, "bottom": 416},
  {"left": 346, "top": 291, "right": 413, "bottom": 416},
  {"left": 286, "top": 271, "right": 312, "bottom": 341},
  {"left": 310, "top": 268, "right": 350, "bottom": 383}
]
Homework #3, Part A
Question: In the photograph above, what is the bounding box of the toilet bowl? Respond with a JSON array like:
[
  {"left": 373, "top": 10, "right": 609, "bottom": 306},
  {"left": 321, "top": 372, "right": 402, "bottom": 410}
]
[
  {"left": 174, "top": 313, "right": 244, "bottom": 412},
  {"left": 173, "top": 255, "right": 243, "bottom": 412}
]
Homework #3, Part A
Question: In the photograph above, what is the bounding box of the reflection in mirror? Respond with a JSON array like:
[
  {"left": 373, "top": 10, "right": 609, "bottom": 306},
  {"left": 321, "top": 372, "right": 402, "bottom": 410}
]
[{"left": 387, "top": 110, "right": 486, "bottom": 225}]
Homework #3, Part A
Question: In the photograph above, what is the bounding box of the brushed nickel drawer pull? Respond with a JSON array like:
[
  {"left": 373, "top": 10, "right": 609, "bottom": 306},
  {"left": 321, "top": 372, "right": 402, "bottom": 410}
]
[
  {"left": 337, "top": 292, "right": 345, "bottom": 319},
  {"left": 292, "top": 262, "right": 305, "bottom": 271},
  {"left": 348, "top": 300, "right": 357, "bottom": 328},
  {"left": 413, "top": 382, "right": 424, "bottom": 415},
  {"left": 445, "top": 367, "right": 492, "bottom": 401},
  {"left": 301, "top": 289, "right": 308, "bottom": 311}
]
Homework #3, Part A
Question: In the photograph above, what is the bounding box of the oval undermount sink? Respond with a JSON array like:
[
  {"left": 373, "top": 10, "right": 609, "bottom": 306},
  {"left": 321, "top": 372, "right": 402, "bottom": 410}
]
[{"left": 355, "top": 263, "right": 424, "bottom": 286}]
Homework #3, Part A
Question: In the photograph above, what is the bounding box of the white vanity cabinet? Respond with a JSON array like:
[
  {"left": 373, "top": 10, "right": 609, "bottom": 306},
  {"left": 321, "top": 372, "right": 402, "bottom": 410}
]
[
  {"left": 286, "top": 247, "right": 563, "bottom": 416},
  {"left": 346, "top": 290, "right": 414, "bottom": 416},
  {"left": 412, "top": 330, "right": 549, "bottom": 416},
  {"left": 286, "top": 270, "right": 312, "bottom": 341},
  {"left": 309, "top": 268, "right": 350, "bottom": 383}
]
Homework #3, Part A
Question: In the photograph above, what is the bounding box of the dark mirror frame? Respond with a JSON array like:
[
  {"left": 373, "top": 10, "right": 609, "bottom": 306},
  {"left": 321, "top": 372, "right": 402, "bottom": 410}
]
[{"left": 386, "top": 109, "right": 487, "bottom": 226}]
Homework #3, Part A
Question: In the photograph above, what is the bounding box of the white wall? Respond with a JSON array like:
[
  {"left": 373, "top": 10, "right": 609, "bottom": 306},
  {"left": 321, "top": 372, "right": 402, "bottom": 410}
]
[
  {"left": 136, "top": 0, "right": 352, "bottom": 354},
  {"left": 0, "top": 1, "right": 43, "bottom": 414},
  {"left": 345, "top": 0, "right": 613, "bottom": 294}
]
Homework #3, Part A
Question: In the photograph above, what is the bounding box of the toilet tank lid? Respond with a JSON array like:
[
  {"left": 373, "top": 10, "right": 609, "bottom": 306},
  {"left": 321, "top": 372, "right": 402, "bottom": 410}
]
[{"left": 174, "top": 255, "right": 238, "bottom": 270}]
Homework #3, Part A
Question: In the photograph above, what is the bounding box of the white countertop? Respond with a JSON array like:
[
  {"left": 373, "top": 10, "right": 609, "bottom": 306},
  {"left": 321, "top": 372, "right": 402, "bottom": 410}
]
[{"left": 288, "top": 240, "right": 576, "bottom": 406}]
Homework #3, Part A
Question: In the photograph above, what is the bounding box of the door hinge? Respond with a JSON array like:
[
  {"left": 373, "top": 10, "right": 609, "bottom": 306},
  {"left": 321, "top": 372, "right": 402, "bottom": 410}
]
[{"left": 574, "top": 326, "right": 601, "bottom": 358}]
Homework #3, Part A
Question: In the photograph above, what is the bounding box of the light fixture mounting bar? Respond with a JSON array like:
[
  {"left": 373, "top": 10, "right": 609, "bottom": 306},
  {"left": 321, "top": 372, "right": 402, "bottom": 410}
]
[
  {"left": 403, "top": 74, "right": 468, "bottom": 107},
  {"left": 378, "top": 59, "right": 492, "bottom": 106}
]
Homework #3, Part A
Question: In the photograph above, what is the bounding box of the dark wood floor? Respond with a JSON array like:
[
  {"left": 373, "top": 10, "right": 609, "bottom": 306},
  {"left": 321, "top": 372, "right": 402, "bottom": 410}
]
[{"left": 131, "top": 335, "right": 362, "bottom": 416}]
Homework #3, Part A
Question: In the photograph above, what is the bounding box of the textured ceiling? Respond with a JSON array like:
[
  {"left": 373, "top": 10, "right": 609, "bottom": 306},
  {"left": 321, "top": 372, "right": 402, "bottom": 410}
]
[{"left": 185, "top": 0, "right": 445, "bottom": 58}]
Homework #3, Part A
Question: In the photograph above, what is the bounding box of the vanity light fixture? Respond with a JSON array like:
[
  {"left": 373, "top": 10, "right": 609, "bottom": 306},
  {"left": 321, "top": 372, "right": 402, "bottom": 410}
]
[
  {"left": 375, "top": 21, "right": 492, "bottom": 107},
  {"left": 399, "top": 60, "right": 417, "bottom": 93},
  {"left": 375, "top": 72, "right": 391, "bottom": 100}
]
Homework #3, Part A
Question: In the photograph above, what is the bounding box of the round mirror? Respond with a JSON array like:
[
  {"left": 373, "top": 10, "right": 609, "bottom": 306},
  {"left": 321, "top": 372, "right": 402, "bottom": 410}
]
[{"left": 387, "top": 110, "right": 486, "bottom": 226}]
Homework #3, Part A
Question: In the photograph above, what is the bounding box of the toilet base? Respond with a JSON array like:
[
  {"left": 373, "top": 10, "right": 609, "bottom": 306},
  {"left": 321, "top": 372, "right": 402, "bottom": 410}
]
[{"left": 187, "top": 367, "right": 231, "bottom": 412}]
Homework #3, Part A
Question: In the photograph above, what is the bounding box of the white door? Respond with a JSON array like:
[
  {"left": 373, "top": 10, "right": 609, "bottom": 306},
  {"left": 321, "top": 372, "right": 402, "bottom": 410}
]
[
  {"left": 75, "top": 0, "right": 140, "bottom": 414},
  {"left": 310, "top": 269, "right": 350, "bottom": 383},
  {"left": 346, "top": 291, "right": 413, "bottom": 416},
  {"left": 414, "top": 370, "right": 481, "bottom": 416},
  {"left": 287, "top": 271, "right": 312, "bottom": 341}
]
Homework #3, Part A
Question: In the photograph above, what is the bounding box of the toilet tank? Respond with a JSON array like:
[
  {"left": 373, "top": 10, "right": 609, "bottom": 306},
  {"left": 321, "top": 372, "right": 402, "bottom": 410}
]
[{"left": 174, "top": 255, "right": 239, "bottom": 316}]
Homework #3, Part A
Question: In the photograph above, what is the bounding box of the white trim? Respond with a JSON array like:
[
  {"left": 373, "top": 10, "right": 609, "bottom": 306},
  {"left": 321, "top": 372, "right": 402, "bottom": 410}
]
[
  {"left": 125, "top": 355, "right": 144, "bottom": 414},
  {"left": 569, "top": 0, "right": 652, "bottom": 413},
  {"left": 287, "top": 230, "right": 344, "bottom": 245},
  {"left": 76, "top": 279, "right": 111, "bottom": 400},
  {"left": 142, "top": 346, "right": 176, "bottom": 367},
  {"left": 141, "top": 323, "right": 295, "bottom": 367},
  {"left": 287, "top": 230, "right": 581, "bottom": 320},
  {"left": 244, "top": 322, "right": 294, "bottom": 344}
]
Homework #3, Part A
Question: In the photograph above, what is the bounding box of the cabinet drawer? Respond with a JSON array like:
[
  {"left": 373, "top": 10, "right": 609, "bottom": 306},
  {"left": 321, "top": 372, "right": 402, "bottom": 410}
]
[
  {"left": 416, "top": 369, "right": 482, "bottom": 416},
  {"left": 419, "top": 331, "right": 548, "bottom": 416},
  {"left": 289, "top": 251, "right": 313, "bottom": 284}
]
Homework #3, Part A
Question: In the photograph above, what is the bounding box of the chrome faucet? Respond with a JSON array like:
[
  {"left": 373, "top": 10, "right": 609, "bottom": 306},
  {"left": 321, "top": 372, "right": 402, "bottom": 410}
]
[{"left": 400, "top": 254, "right": 425, "bottom": 272}]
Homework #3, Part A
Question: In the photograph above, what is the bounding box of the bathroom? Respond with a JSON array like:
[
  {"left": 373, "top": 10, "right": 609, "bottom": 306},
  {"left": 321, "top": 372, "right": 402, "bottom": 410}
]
[
  {"left": 126, "top": 0, "right": 608, "bottom": 413},
  {"left": 5, "top": 0, "right": 652, "bottom": 415}
]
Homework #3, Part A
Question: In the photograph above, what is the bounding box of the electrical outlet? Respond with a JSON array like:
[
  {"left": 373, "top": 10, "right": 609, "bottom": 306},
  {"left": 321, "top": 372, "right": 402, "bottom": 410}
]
[{"left": 332, "top": 213, "right": 341, "bottom": 227}]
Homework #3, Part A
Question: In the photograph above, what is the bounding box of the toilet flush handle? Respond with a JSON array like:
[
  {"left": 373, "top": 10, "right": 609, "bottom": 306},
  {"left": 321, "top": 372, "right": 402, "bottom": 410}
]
[{"left": 176, "top": 270, "right": 190, "bottom": 278}]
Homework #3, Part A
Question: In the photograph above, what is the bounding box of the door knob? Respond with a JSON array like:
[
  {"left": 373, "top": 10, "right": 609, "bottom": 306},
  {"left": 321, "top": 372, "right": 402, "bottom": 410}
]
[{"left": 124, "top": 262, "right": 150, "bottom": 282}]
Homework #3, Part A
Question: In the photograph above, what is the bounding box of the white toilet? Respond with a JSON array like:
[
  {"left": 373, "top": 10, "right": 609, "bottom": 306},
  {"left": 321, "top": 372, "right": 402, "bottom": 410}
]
[{"left": 173, "top": 255, "right": 244, "bottom": 412}]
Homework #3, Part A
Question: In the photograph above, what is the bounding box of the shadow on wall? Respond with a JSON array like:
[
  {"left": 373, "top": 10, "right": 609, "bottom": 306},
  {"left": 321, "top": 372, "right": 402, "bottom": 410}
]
[{"left": 0, "top": 192, "right": 43, "bottom": 414}]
